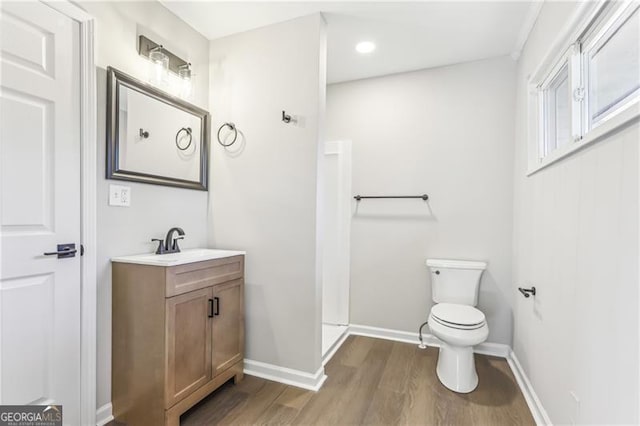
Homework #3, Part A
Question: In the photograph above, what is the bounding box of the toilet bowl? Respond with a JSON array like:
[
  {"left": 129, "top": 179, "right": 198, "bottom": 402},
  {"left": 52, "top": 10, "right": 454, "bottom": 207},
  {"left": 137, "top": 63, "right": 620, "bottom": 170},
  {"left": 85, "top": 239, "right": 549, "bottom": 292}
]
[
  {"left": 428, "top": 303, "right": 489, "bottom": 393},
  {"left": 425, "top": 259, "right": 488, "bottom": 393}
]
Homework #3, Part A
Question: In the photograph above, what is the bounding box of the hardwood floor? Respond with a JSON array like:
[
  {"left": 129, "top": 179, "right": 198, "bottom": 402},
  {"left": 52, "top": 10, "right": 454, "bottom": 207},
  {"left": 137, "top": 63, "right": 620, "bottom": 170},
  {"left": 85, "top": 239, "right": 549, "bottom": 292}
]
[{"left": 180, "top": 336, "right": 535, "bottom": 425}]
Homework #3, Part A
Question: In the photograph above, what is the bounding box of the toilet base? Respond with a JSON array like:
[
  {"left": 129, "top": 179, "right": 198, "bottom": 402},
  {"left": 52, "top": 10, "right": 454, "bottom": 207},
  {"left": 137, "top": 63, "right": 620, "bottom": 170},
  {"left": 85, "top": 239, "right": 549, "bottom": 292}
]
[{"left": 436, "top": 342, "right": 478, "bottom": 393}]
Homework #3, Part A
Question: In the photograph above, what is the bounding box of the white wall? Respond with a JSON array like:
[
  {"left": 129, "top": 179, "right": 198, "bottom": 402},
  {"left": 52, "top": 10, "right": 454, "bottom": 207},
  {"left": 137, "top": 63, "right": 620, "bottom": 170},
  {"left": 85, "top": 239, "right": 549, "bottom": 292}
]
[
  {"left": 79, "top": 1, "right": 210, "bottom": 411},
  {"left": 208, "top": 14, "right": 327, "bottom": 374},
  {"left": 512, "top": 2, "right": 639, "bottom": 424},
  {"left": 326, "top": 56, "right": 516, "bottom": 345}
]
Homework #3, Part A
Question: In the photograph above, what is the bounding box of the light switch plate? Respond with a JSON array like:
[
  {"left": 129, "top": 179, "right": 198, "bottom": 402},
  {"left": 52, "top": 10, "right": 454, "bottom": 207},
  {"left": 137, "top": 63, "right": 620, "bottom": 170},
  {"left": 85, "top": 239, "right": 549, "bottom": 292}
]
[{"left": 109, "top": 184, "right": 131, "bottom": 207}]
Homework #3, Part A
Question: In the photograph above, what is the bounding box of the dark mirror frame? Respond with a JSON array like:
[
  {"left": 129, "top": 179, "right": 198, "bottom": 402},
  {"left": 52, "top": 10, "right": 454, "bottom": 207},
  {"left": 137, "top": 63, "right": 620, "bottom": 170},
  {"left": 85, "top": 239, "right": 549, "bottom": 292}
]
[{"left": 106, "top": 66, "right": 210, "bottom": 191}]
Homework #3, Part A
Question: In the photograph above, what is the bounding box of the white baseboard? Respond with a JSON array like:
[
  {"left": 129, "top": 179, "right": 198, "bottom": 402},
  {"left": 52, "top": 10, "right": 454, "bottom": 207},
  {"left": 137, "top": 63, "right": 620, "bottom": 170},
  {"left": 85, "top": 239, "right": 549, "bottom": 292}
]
[
  {"left": 349, "top": 324, "right": 425, "bottom": 345},
  {"left": 96, "top": 402, "right": 113, "bottom": 426},
  {"left": 322, "top": 327, "right": 350, "bottom": 366},
  {"left": 474, "top": 341, "right": 511, "bottom": 358},
  {"left": 243, "top": 359, "right": 327, "bottom": 392},
  {"left": 348, "top": 323, "right": 510, "bottom": 358},
  {"left": 507, "top": 350, "right": 552, "bottom": 426}
]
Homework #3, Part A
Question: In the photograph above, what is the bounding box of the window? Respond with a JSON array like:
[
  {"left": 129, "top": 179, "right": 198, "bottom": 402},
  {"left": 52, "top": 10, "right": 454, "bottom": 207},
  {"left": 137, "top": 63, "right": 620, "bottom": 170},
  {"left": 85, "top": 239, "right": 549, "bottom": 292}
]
[
  {"left": 528, "top": 1, "right": 640, "bottom": 173},
  {"left": 585, "top": 5, "right": 640, "bottom": 128},
  {"left": 541, "top": 61, "right": 571, "bottom": 156}
]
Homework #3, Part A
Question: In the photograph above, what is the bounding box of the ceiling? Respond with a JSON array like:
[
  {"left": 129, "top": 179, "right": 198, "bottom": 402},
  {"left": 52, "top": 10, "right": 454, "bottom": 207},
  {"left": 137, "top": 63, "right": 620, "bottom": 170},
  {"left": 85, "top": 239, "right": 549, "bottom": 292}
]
[{"left": 161, "top": 1, "right": 540, "bottom": 84}]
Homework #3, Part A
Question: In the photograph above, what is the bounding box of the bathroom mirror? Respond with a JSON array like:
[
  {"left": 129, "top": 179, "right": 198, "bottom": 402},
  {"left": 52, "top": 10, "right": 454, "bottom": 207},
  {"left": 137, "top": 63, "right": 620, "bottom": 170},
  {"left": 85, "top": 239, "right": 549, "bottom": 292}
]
[{"left": 106, "top": 67, "right": 209, "bottom": 190}]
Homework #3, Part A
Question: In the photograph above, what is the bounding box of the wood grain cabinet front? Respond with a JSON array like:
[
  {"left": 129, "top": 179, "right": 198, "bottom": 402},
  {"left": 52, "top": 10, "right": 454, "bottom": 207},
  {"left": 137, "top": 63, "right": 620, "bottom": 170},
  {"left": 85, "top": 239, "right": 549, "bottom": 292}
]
[
  {"left": 112, "top": 255, "right": 245, "bottom": 426},
  {"left": 165, "top": 287, "right": 213, "bottom": 408},
  {"left": 212, "top": 279, "right": 244, "bottom": 376}
]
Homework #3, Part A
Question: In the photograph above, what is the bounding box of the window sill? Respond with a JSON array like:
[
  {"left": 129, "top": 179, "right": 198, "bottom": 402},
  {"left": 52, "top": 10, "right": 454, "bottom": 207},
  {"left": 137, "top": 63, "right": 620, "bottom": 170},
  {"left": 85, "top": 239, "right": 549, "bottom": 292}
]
[{"left": 527, "top": 102, "right": 640, "bottom": 176}]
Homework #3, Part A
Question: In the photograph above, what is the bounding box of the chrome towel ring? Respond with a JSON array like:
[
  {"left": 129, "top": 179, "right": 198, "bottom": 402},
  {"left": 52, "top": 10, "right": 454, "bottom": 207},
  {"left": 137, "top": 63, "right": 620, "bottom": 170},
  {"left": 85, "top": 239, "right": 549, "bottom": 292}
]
[
  {"left": 217, "top": 122, "right": 238, "bottom": 147},
  {"left": 175, "top": 127, "right": 192, "bottom": 151}
]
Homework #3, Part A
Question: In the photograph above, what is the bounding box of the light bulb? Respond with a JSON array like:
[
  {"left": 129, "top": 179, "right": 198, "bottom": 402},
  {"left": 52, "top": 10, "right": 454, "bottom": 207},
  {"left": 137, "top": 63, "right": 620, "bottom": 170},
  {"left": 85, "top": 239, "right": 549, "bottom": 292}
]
[
  {"left": 355, "top": 41, "right": 376, "bottom": 54},
  {"left": 178, "top": 63, "right": 192, "bottom": 99},
  {"left": 148, "top": 45, "right": 168, "bottom": 86}
]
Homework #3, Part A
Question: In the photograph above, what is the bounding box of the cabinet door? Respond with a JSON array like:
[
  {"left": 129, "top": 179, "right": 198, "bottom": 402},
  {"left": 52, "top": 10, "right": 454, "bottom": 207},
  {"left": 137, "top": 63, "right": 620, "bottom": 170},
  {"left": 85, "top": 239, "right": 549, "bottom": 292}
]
[
  {"left": 165, "top": 287, "right": 212, "bottom": 407},
  {"left": 212, "top": 279, "right": 244, "bottom": 376}
]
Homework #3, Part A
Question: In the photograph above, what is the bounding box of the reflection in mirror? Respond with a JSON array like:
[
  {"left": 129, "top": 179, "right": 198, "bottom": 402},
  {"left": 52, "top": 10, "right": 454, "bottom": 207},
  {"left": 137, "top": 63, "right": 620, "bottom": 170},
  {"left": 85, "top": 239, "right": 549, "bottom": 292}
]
[{"left": 107, "top": 67, "right": 209, "bottom": 190}]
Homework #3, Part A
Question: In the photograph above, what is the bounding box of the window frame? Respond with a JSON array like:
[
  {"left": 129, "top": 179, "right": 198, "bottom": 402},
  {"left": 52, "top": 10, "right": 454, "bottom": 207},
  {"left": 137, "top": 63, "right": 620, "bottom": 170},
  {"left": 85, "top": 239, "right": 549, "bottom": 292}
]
[
  {"left": 537, "top": 50, "right": 572, "bottom": 160},
  {"left": 527, "top": 0, "right": 640, "bottom": 175}
]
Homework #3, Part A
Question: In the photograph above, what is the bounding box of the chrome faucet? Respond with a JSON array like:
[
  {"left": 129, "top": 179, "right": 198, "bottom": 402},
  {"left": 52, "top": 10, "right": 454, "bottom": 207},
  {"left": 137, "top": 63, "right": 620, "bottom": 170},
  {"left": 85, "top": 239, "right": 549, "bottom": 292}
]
[{"left": 151, "top": 227, "right": 185, "bottom": 254}]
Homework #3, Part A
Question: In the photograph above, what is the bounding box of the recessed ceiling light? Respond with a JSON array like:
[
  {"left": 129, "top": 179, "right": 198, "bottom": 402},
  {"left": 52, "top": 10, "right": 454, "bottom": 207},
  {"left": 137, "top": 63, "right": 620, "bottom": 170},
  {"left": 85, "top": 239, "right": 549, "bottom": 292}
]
[{"left": 355, "top": 41, "right": 376, "bottom": 54}]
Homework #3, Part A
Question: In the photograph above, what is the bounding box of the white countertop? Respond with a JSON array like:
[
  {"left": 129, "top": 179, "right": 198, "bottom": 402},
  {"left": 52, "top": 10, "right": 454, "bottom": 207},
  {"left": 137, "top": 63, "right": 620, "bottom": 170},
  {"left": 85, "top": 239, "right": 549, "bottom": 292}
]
[{"left": 111, "top": 248, "right": 245, "bottom": 267}]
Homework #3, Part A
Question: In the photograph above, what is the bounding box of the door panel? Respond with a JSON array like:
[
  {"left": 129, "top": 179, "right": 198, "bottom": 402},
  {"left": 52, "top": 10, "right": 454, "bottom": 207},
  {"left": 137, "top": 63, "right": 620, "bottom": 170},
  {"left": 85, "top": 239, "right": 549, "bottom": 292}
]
[
  {"left": 0, "top": 2, "right": 81, "bottom": 424},
  {"left": 1, "top": 89, "right": 54, "bottom": 229},
  {"left": 165, "top": 288, "right": 212, "bottom": 408},
  {"left": 1, "top": 274, "right": 55, "bottom": 404},
  {"left": 0, "top": 7, "right": 55, "bottom": 77},
  {"left": 212, "top": 280, "right": 244, "bottom": 376}
]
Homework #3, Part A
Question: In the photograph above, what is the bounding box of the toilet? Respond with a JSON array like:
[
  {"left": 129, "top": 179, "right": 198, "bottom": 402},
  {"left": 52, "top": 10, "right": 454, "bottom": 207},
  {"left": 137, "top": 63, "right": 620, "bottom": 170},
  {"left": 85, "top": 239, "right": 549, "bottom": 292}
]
[{"left": 426, "top": 259, "right": 489, "bottom": 393}]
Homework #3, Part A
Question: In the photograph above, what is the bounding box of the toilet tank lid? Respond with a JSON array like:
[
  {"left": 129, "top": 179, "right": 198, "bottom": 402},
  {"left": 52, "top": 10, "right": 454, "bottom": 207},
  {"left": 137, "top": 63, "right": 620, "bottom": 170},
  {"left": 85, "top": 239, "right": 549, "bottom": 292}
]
[{"left": 426, "top": 259, "right": 487, "bottom": 270}]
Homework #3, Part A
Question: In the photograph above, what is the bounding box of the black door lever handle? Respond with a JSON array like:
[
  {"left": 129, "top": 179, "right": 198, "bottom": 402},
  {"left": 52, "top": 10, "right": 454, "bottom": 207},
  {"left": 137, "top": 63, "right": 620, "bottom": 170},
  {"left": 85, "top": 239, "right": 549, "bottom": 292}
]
[{"left": 44, "top": 243, "right": 77, "bottom": 259}]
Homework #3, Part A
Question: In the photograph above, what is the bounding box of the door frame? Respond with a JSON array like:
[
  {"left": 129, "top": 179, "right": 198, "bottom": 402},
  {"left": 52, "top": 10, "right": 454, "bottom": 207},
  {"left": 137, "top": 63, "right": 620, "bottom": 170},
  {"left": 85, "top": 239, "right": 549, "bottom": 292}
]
[
  {"left": 322, "top": 140, "right": 352, "bottom": 325},
  {"left": 40, "top": 2, "right": 97, "bottom": 424}
]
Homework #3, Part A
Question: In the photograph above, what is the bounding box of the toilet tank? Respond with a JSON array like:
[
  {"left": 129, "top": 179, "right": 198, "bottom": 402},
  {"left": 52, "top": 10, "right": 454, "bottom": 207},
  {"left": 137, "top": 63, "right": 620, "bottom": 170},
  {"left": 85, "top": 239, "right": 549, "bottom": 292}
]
[{"left": 426, "top": 259, "right": 487, "bottom": 306}]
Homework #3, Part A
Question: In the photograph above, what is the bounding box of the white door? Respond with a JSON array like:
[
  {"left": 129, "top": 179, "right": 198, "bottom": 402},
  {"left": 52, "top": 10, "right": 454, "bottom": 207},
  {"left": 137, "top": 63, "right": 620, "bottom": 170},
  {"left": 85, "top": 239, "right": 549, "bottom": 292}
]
[
  {"left": 322, "top": 140, "right": 352, "bottom": 325},
  {"left": 0, "top": 2, "right": 81, "bottom": 424}
]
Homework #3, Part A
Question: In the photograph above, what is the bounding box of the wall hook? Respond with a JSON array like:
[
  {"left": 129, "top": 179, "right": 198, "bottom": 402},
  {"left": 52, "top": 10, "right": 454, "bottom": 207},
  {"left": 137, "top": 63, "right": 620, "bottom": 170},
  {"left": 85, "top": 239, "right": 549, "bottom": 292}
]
[
  {"left": 282, "top": 110, "right": 292, "bottom": 124},
  {"left": 139, "top": 128, "right": 149, "bottom": 139}
]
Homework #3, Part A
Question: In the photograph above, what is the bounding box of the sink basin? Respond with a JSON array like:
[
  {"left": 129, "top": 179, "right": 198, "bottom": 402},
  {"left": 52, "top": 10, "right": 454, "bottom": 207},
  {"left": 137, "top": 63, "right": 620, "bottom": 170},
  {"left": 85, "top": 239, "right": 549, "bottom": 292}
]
[{"left": 111, "top": 248, "right": 245, "bottom": 267}]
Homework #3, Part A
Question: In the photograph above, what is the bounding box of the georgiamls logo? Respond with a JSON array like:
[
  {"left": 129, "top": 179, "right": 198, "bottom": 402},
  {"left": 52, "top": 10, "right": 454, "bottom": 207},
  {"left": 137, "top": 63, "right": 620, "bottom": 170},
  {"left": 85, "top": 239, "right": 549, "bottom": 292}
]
[{"left": 0, "top": 404, "right": 63, "bottom": 425}]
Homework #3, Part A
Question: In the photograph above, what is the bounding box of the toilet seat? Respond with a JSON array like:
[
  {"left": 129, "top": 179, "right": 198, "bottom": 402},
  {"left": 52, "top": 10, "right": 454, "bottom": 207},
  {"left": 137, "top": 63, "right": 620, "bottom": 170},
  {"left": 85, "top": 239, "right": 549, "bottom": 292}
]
[{"left": 430, "top": 303, "right": 485, "bottom": 330}]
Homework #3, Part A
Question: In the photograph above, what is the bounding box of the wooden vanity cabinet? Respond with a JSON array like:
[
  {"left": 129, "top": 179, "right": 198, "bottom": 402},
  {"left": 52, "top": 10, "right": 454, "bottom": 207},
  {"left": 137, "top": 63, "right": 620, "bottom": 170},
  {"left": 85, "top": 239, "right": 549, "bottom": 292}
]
[{"left": 112, "top": 255, "right": 245, "bottom": 426}]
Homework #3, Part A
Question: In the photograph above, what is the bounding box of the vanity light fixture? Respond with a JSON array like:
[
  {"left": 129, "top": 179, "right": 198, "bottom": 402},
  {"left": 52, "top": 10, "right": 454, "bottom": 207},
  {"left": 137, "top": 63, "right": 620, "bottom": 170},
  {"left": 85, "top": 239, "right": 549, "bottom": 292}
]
[
  {"left": 178, "top": 63, "right": 192, "bottom": 99},
  {"left": 355, "top": 41, "right": 376, "bottom": 54},
  {"left": 138, "top": 35, "right": 191, "bottom": 96}
]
